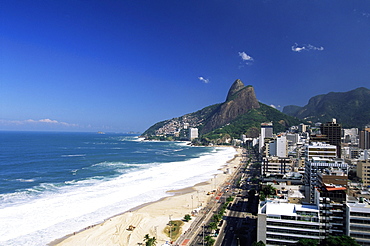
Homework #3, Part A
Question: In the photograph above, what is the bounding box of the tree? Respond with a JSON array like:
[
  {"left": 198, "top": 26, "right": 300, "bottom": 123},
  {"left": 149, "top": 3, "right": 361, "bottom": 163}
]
[
  {"left": 184, "top": 214, "right": 192, "bottom": 222},
  {"left": 259, "top": 192, "right": 266, "bottom": 201},
  {"left": 143, "top": 234, "right": 157, "bottom": 246},
  {"left": 226, "top": 196, "right": 234, "bottom": 202},
  {"left": 320, "top": 235, "right": 360, "bottom": 246},
  {"left": 213, "top": 214, "right": 222, "bottom": 222},
  {"left": 205, "top": 235, "right": 215, "bottom": 246},
  {"left": 208, "top": 221, "right": 218, "bottom": 231},
  {"left": 246, "top": 127, "right": 259, "bottom": 138},
  {"left": 297, "top": 238, "right": 318, "bottom": 246}
]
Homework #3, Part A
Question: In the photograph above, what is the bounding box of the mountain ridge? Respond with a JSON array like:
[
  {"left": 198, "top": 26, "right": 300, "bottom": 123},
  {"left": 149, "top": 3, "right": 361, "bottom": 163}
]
[{"left": 282, "top": 87, "right": 370, "bottom": 128}]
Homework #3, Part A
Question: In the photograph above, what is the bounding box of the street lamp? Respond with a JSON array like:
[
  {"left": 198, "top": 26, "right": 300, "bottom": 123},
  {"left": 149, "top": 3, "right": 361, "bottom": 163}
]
[
  {"left": 214, "top": 174, "right": 217, "bottom": 191},
  {"left": 169, "top": 214, "right": 172, "bottom": 243},
  {"left": 202, "top": 222, "right": 205, "bottom": 246},
  {"left": 154, "top": 226, "right": 158, "bottom": 239}
]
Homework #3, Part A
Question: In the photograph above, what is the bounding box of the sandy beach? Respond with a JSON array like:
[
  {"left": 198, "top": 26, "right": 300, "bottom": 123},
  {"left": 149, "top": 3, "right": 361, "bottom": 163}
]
[{"left": 52, "top": 147, "right": 243, "bottom": 246}]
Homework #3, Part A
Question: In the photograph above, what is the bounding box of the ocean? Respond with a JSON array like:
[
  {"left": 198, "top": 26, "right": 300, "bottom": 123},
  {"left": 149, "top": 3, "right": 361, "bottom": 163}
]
[{"left": 0, "top": 131, "right": 236, "bottom": 246}]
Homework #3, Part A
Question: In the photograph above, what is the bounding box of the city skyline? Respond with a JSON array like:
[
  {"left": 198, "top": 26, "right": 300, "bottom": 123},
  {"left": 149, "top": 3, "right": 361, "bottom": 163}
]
[{"left": 1, "top": 1, "right": 370, "bottom": 132}]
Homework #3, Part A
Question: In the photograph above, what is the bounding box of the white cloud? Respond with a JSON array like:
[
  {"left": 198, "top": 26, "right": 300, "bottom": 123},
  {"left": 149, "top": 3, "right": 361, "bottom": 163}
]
[
  {"left": 239, "top": 52, "right": 254, "bottom": 62},
  {"left": 307, "top": 44, "right": 324, "bottom": 51},
  {"left": 198, "top": 76, "right": 210, "bottom": 83},
  {"left": 270, "top": 104, "right": 281, "bottom": 109},
  {"left": 39, "top": 119, "right": 59, "bottom": 124},
  {"left": 292, "top": 43, "right": 324, "bottom": 52},
  {"left": 291, "top": 44, "right": 306, "bottom": 52},
  {"left": 0, "top": 118, "right": 78, "bottom": 127}
]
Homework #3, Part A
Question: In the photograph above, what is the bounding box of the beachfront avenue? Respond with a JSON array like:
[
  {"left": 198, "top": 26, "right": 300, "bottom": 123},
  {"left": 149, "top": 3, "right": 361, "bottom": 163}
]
[{"left": 176, "top": 147, "right": 259, "bottom": 246}]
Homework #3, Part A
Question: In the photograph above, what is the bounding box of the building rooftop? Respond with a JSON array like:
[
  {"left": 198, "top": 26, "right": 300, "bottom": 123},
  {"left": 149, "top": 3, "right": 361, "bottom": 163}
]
[
  {"left": 348, "top": 202, "right": 370, "bottom": 212},
  {"left": 262, "top": 201, "right": 318, "bottom": 215},
  {"left": 308, "top": 142, "right": 335, "bottom": 147}
]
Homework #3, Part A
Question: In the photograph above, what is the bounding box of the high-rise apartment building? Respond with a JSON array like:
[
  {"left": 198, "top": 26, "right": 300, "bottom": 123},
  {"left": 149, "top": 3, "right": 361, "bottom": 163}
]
[
  {"left": 359, "top": 127, "right": 370, "bottom": 149},
  {"left": 268, "top": 135, "right": 288, "bottom": 157},
  {"left": 320, "top": 119, "right": 342, "bottom": 157},
  {"left": 259, "top": 122, "right": 273, "bottom": 152},
  {"left": 305, "top": 142, "right": 337, "bottom": 160},
  {"left": 262, "top": 156, "right": 293, "bottom": 176},
  {"left": 357, "top": 160, "right": 370, "bottom": 187},
  {"left": 305, "top": 157, "right": 347, "bottom": 203},
  {"left": 257, "top": 180, "right": 369, "bottom": 246},
  {"left": 261, "top": 122, "right": 273, "bottom": 138},
  {"left": 188, "top": 128, "right": 198, "bottom": 140},
  {"left": 347, "top": 202, "right": 370, "bottom": 246},
  {"left": 343, "top": 128, "right": 359, "bottom": 145},
  {"left": 298, "top": 123, "right": 308, "bottom": 133},
  {"left": 257, "top": 202, "right": 321, "bottom": 245},
  {"left": 263, "top": 135, "right": 287, "bottom": 158},
  {"left": 286, "top": 133, "right": 299, "bottom": 145},
  {"left": 316, "top": 185, "right": 347, "bottom": 238}
]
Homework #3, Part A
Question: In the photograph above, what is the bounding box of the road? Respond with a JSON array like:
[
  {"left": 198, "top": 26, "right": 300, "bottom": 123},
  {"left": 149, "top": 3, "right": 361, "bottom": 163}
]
[{"left": 176, "top": 147, "right": 259, "bottom": 246}]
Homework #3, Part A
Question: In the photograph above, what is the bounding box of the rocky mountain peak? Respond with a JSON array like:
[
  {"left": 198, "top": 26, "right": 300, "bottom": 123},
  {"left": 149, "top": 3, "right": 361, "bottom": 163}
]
[
  {"left": 201, "top": 80, "right": 260, "bottom": 133},
  {"left": 226, "top": 79, "right": 245, "bottom": 101}
]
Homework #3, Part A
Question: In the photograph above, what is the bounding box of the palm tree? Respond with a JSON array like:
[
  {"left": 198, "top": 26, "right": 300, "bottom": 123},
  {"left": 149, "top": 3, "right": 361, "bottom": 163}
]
[
  {"left": 209, "top": 221, "right": 218, "bottom": 231},
  {"left": 143, "top": 234, "right": 157, "bottom": 246},
  {"left": 149, "top": 237, "right": 157, "bottom": 246},
  {"left": 205, "top": 235, "right": 215, "bottom": 246}
]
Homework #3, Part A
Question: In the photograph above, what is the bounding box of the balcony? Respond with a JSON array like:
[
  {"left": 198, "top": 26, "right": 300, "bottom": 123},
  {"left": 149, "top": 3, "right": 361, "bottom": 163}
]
[
  {"left": 267, "top": 238, "right": 298, "bottom": 245},
  {"left": 267, "top": 231, "right": 321, "bottom": 240},
  {"left": 267, "top": 225, "right": 320, "bottom": 233},
  {"left": 352, "top": 238, "right": 370, "bottom": 245},
  {"left": 266, "top": 217, "right": 320, "bottom": 225},
  {"left": 350, "top": 230, "right": 370, "bottom": 236},
  {"left": 351, "top": 216, "right": 370, "bottom": 221},
  {"left": 350, "top": 223, "right": 370, "bottom": 229},
  {"left": 321, "top": 210, "right": 333, "bottom": 215}
]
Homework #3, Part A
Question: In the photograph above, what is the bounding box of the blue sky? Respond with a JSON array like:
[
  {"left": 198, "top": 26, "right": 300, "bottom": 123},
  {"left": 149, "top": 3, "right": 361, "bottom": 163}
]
[{"left": 1, "top": 1, "right": 369, "bottom": 132}]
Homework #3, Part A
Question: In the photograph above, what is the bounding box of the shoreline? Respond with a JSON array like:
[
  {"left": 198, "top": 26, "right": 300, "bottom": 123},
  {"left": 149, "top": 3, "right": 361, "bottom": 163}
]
[
  {"left": 51, "top": 147, "right": 243, "bottom": 246},
  {"left": 49, "top": 184, "right": 198, "bottom": 246}
]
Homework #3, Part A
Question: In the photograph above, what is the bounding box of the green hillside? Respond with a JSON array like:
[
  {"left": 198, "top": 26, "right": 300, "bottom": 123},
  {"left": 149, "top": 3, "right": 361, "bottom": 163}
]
[
  {"left": 199, "top": 103, "right": 302, "bottom": 144},
  {"left": 283, "top": 87, "right": 370, "bottom": 128}
]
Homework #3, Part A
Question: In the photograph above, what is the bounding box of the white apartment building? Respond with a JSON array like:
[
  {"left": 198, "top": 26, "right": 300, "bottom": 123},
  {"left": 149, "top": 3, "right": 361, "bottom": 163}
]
[
  {"left": 305, "top": 142, "right": 337, "bottom": 160},
  {"left": 343, "top": 128, "right": 359, "bottom": 145},
  {"left": 268, "top": 135, "right": 288, "bottom": 157},
  {"left": 188, "top": 128, "right": 198, "bottom": 140},
  {"left": 347, "top": 202, "right": 370, "bottom": 246},
  {"left": 298, "top": 123, "right": 308, "bottom": 133},
  {"left": 257, "top": 202, "right": 321, "bottom": 245}
]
